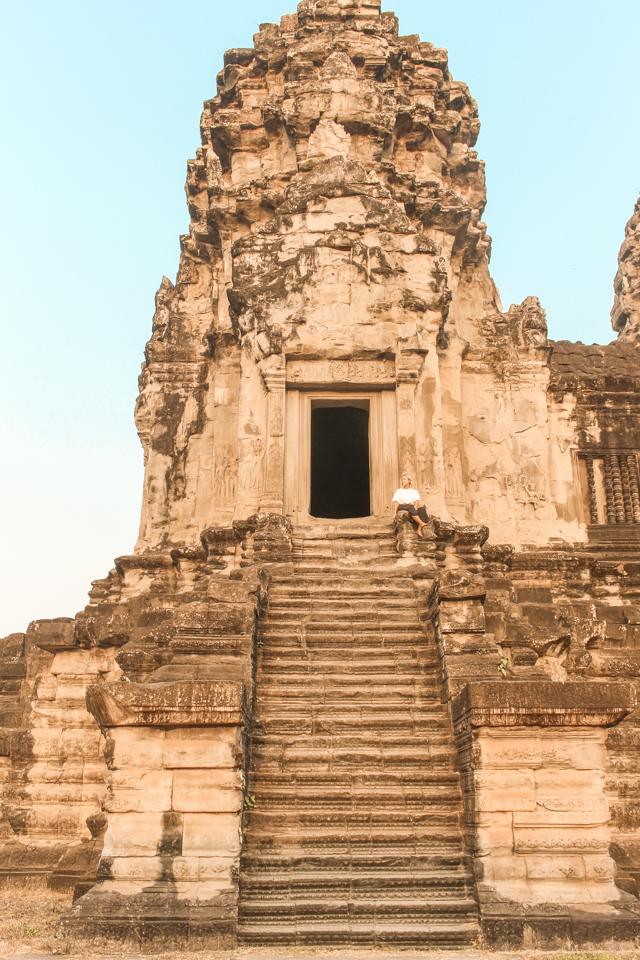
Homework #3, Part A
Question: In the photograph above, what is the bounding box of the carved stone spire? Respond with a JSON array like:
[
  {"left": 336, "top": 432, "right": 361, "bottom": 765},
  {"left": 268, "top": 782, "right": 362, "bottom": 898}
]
[{"left": 612, "top": 193, "right": 640, "bottom": 344}]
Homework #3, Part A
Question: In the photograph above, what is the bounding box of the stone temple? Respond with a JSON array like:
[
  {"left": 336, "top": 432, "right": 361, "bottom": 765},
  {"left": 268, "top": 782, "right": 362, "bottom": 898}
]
[{"left": 3, "top": 0, "right": 640, "bottom": 950}]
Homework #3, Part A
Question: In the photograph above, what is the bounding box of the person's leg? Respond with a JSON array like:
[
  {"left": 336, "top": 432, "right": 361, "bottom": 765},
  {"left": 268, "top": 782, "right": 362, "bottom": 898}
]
[
  {"left": 403, "top": 505, "right": 426, "bottom": 538},
  {"left": 417, "top": 506, "right": 429, "bottom": 524}
]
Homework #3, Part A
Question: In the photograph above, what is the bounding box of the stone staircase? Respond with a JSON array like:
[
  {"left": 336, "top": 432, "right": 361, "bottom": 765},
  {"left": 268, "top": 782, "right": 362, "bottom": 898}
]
[
  {"left": 238, "top": 546, "right": 479, "bottom": 947},
  {"left": 290, "top": 522, "right": 399, "bottom": 564}
]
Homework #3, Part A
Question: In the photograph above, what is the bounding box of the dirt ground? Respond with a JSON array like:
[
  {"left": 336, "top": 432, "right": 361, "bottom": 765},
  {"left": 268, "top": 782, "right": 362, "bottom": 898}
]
[{"left": 1, "top": 889, "right": 640, "bottom": 960}]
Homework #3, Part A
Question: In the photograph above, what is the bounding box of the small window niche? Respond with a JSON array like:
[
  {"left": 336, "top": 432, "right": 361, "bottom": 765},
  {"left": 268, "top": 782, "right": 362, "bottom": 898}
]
[{"left": 579, "top": 452, "right": 640, "bottom": 525}]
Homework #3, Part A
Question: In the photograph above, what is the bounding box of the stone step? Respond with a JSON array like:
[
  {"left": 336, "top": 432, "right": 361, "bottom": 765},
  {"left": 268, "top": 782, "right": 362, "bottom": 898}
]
[
  {"left": 286, "top": 564, "right": 412, "bottom": 577},
  {"left": 259, "top": 717, "right": 447, "bottom": 737},
  {"left": 240, "top": 851, "right": 467, "bottom": 874},
  {"left": 255, "top": 671, "right": 434, "bottom": 687},
  {"left": 257, "top": 656, "right": 435, "bottom": 673},
  {"left": 245, "top": 810, "right": 462, "bottom": 832},
  {"left": 238, "top": 920, "right": 479, "bottom": 946},
  {"left": 252, "top": 751, "right": 453, "bottom": 770},
  {"left": 253, "top": 737, "right": 452, "bottom": 756},
  {"left": 253, "top": 758, "right": 453, "bottom": 776},
  {"left": 251, "top": 796, "right": 461, "bottom": 814},
  {"left": 259, "top": 644, "right": 434, "bottom": 657},
  {"left": 262, "top": 618, "right": 425, "bottom": 631},
  {"left": 259, "top": 645, "right": 431, "bottom": 659},
  {"left": 265, "top": 606, "right": 420, "bottom": 620},
  {"left": 259, "top": 629, "right": 428, "bottom": 644},
  {"left": 292, "top": 553, "right": 401, "bottom": 563},
  {"left": 249, "top": 772, "right": 462, "bottom": 795},
  {"left": 270, "top": 568, "right": 412, "bottom": 580},
  {"left": 255, "top": 704, "right": 446, "bottom": 723},
  {"left": 239, "top": 897, "right": 478, "bottom": 921},
  {"left": 243, "top": 820, "right": 463, "bottom": 842},
  {"left": 268, "top": 583, "right": 417, "bottom": 598},
  {"left": 258, "top": 638, "right": 429, "bottom": 654},
  {"left": 240, "top": 869, "right": 472, "bottom": 898},
  {"left": 252, "top": 733, "right": 450, "bottom": 748},
  {"left": 291, "top": 542, "right": 400, "bottom": 552},
  {"left": 253, "top": 758, "right": 454, "bottom": 776},
  {"left": 255, "top": 689, "right": 442, "bottom": 705},
  {"left": 291, "top": 534, "right": 398, "bottom": 543},
  {"left": 292, "top": 524, "right": 397, "bottom": 537},
  {"left": 264, "top": 606, "right": 419, "bottom": 617},
  {"left": 257, "top": 661, "right": 439, "bottom": 677}
]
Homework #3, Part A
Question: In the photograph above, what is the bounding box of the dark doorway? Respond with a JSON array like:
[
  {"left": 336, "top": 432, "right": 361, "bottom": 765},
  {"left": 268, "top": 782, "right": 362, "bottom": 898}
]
[{"left": 310, "top": 405, "right": 371, "bottom": 519}]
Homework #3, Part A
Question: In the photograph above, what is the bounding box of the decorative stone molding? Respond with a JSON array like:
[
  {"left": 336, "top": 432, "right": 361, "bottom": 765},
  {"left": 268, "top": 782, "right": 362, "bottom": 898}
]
[
  {"left": 201, "top": 525, "right": 241, "bottom": 571},
  {"left": 452, "top": 681, "right": 636, "bottom": 730},
  {"left": 86, "top": 679, "right": 247, "bottom": 728},
  {"left": 252, "top": 512, "right": 293, "bottom": 563},
  {"left": 31, "top": 618, "right": 78, "bottom": 652}
]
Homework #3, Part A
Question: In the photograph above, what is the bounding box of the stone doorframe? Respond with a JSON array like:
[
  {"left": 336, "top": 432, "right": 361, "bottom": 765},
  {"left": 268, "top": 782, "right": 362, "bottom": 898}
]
[{"left": 284, "top": 389, "right": 398, "bottom": 523}]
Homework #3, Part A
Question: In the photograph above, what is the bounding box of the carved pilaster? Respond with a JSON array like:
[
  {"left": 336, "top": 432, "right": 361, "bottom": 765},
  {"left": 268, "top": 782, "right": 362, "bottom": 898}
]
[
  {"left": 395, "top": 345, "right": 428, "bottom": 481},
  {"left": 603, "top": 455, "right": 617, "bottom": 523},
  {"left": 585, "top": 456, "right": 599, "bottom": 524},
  {"left": 620, "top": 456, "right": 634, "bottom": 521},
  {"left": 628, "top": 455, "right": 640, "bottom": 523},
  {"left": 610, "top": 454, "right": 626, "bottom": 522},
  {"left": 260, "top": 363, "right": 286, "bottom": 514}
]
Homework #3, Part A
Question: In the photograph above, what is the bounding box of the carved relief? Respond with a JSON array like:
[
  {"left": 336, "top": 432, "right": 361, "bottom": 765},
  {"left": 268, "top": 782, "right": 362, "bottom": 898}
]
[
  {"left": 416, "top": 438, "right": 433, "bottom": 492},
  {"left": 286, "top": 359, "right": 396, "bottom": 384},
  {"left": 500, "top": 748, "right": 571, "bottom": 766},
  {"left": 213, "top": 445, "right": 237, "bottom": 501},
  {"left": 265, "top": 441, "right": 284, "bottom": 493},
  {"left": 268, "top": 394, "right": 284, "bottom": 437},
  {"left": 307, "top": 118, "right": 351, "bottom": 161},
  {"left": 444, "top": 449, "right": 463, "bottom": 500},
  {"left": 238, "top": 437, "right": 264, "bottom": 494},
  {"left": 399, "top": 436, "right": 416, "bottom": 477}
]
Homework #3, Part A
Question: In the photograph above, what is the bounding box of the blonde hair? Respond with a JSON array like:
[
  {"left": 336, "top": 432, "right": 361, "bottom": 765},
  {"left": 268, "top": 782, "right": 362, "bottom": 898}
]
[{"left": 401, "top": 474, "right": 413, "bottom": 485}]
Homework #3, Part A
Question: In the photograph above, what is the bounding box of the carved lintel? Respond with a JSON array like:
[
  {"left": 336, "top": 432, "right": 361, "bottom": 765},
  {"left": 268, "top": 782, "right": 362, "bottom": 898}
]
[{"left": 286, "top": 358, "right": 396, "bottom": 385}]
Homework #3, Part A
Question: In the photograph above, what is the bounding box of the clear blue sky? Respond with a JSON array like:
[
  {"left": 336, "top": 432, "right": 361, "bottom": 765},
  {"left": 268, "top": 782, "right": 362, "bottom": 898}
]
[{"left": 1, "top": 0, "right": 639, "bottom": 636}]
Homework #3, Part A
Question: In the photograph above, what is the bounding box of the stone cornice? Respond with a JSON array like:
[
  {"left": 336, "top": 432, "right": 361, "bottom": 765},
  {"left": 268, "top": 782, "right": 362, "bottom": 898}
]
[
  {"left": 452, "top": 681, "right": 636, "bottom": 731},
  {"left": 86, "top": 679, "right": 247, "bottom": 728}
]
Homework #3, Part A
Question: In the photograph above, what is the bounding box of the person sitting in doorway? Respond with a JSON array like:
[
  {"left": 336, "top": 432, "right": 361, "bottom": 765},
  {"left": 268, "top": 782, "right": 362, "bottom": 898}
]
[{"left": 392, "top": 475, "right": 429, "bottom": 538}]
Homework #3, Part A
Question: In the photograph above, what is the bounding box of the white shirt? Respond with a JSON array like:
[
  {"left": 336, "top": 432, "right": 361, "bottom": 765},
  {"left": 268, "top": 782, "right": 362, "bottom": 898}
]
[{"left": 392, "top": 488, "right": 421, "bottom": 505}]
